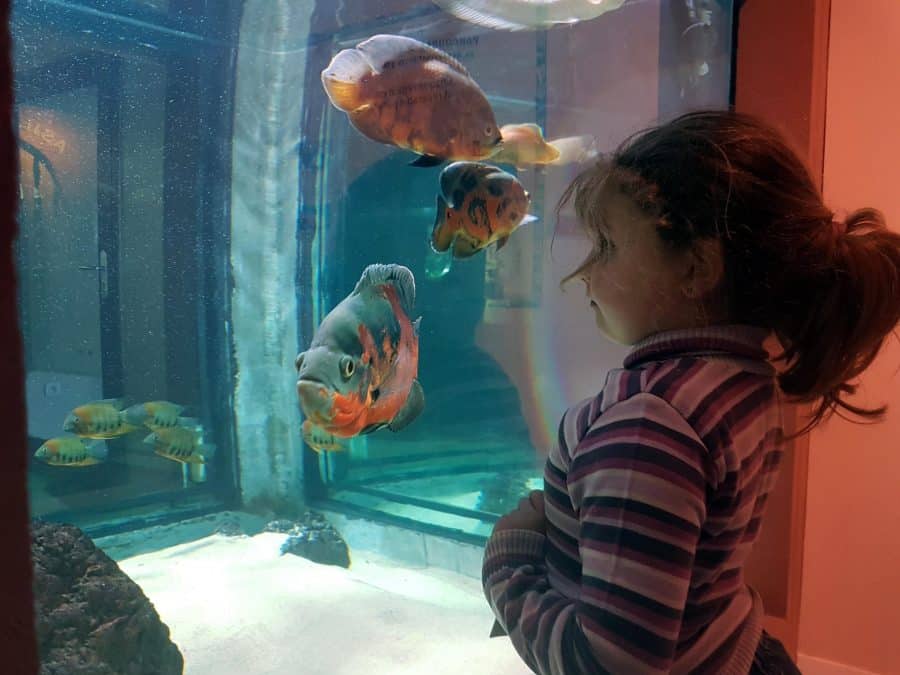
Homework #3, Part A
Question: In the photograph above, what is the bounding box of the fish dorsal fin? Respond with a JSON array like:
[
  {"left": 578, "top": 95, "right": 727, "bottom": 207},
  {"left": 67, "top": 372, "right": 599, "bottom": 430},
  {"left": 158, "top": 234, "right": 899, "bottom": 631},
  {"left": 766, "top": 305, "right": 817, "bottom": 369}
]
[
  {"left": 356, "top": 34, "right": 471, "bottom": 78},
  {"left": 90, "top": 398, "right": 125, "bottom": 410},
  {"left": 354, "top": 264, "right": 416, "bottom": 317},
  {"left": 506, "top": 122, "right": 545, "bottom": 138}
]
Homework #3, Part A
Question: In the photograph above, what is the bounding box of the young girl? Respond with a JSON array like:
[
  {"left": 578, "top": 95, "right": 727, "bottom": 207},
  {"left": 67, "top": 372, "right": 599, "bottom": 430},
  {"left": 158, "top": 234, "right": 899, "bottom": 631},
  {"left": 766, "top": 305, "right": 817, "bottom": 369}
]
[{"left": 482, "top": 110, "right": 900, "bottom": 674}]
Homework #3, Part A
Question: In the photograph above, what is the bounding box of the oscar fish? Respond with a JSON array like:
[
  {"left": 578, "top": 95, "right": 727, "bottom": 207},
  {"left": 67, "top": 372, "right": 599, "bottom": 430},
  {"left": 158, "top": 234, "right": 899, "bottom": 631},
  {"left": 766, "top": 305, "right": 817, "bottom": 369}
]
[
  {"left": 321, "top": 34, "right": 502, "bottom": 167},
  {"left": 122, "top": 401, "right": 187, "bottom": 429},
  {"left": 34, "top": 436, "right": 108, "bottom": 467},
  {"left": 431, "top": 161, "right": 537, "bottom": 258},
  {"left": 144, "top": 420, "right": 216, "bottom": 465},
  {"left": 63, "top": 398, "right": 139, "bottom": 439},
  {"left": 295, "top": 264, "right": 424, "bottom": 439}
]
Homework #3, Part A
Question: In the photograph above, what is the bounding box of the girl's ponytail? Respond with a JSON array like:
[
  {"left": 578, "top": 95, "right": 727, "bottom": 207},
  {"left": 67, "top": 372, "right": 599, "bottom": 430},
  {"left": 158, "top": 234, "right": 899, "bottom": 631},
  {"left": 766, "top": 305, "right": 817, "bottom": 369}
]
[{"left": 775, "top": 208, "right": 900, "bottom": 431}]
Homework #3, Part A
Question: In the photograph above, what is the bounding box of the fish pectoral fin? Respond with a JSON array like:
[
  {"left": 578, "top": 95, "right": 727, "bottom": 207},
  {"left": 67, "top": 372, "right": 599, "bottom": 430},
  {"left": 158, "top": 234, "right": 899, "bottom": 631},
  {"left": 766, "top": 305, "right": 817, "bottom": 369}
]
[
  {"left": 520, "top": 214, "right": 539, "bottom": 226},
  {"left": 409, "top": 154, "right": 446, "bottom": 168},
  {"left": 431, "top": 195, "right": 454, "bottom": 252},
  {"left": 388, "top": 380, "right": 425, "bottom": 432},
  {"left": 496, "top": 235, "right": 510, "bottom": 251}
]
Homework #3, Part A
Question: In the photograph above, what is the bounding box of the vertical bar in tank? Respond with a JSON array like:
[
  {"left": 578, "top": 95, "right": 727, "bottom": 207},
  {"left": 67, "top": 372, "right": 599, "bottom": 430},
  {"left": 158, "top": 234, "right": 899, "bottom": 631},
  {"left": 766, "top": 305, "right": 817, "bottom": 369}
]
[{"left": 97, "top": 57, "right": 124, "bottom": 397}]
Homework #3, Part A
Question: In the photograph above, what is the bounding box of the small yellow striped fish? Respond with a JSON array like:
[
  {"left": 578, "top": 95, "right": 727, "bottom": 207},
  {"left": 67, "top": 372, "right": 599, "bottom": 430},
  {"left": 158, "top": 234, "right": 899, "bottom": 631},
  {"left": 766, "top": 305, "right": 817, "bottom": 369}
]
[
  {"left": 144, "top": 419, "right": 216, "bottom": 464},
  {"left": 63, "top": 398, "right": 139, "bottom": 439},
  {"left": 122, "top": 401, "right": 186, "bottom": 429},
  {"left": 34, "top": 436, "right": 108, "bottom": 467}
]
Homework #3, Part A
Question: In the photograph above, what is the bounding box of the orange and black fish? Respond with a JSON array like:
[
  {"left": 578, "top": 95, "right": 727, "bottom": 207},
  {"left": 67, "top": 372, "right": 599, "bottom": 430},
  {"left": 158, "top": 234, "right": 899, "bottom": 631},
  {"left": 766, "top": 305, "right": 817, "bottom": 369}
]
[
  {"left": 34, "top": 436, "right": 108, "bottom": 467},
  {"left": 295, "top": 264, "right": 424, "bottom": 440},
  {"left": 431, "top": 161, "right": 537, "bottom": 258},
  {"left": 321, "top": 34, "right": 502, "bottom": 167},
  {"left": 63, "top": 398, "right": 139, "bottom": 439}
]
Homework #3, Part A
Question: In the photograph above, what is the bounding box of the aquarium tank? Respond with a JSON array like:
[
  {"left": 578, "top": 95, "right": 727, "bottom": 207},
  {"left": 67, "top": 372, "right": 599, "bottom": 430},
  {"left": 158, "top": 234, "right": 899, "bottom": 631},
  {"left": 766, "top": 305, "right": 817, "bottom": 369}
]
[{"left": 14, "top": 0, "right": 736, "bottom": 669}]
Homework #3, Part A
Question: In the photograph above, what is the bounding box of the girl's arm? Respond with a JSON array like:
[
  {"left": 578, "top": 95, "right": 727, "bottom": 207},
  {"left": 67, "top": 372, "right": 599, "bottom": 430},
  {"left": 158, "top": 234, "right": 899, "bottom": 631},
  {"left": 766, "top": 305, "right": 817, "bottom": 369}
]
[{"left": 483, "top": 393, "right": 708, "bottom": 674}]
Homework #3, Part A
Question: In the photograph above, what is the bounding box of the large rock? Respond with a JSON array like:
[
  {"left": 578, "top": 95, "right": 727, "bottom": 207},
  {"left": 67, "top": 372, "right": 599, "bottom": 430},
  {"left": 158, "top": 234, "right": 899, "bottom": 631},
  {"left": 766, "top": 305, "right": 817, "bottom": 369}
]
[
  {"left": 265, "top": 510, "right": 351, "bottom": 568},
  {"left": 31, "top": 520, "right": 183, "bottom": 675}
]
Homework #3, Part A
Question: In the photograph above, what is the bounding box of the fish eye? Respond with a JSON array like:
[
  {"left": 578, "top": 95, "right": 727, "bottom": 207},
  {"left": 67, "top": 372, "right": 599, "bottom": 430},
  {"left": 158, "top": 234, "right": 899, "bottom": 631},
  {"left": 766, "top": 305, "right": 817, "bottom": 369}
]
[
  {"left": 484, "top": 126, "right": 494, "bottom": 136},
  {"left": 339, "top": 355, "right": 355, "bottom": 379}
]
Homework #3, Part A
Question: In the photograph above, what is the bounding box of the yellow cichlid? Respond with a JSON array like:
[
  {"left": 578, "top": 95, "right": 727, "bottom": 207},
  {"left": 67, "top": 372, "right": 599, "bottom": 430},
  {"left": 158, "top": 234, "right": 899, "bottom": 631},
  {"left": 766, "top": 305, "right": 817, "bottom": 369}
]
[
  {"left": 62, "top": 398, "right": 139, "bottom": 439},
  {"left": 144, "top": 420, "right": 216, "bottom": 464},
  {"left": 490, "top": 123, "right": 561, "bottom": 167},
  {"left": 34, "top": 436, "right": 108, "bottom": 467},
  {"left": 123, "top": 401, "right": 187, "bottom": 429}
]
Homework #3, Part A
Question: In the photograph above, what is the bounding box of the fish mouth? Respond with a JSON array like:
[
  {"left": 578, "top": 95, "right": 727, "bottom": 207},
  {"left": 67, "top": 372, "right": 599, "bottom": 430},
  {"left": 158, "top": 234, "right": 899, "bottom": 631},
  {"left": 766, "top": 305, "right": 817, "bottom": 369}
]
[{"left": 296, "top": 379, "right": 335, "bottom": 425}]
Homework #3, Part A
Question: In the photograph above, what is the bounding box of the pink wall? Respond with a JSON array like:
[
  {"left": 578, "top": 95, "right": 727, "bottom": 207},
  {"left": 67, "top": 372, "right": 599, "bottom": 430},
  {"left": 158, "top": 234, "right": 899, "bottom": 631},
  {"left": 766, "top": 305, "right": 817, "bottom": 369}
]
[{"left": 799, "top": 2, "right": 900, "bottom": 673}]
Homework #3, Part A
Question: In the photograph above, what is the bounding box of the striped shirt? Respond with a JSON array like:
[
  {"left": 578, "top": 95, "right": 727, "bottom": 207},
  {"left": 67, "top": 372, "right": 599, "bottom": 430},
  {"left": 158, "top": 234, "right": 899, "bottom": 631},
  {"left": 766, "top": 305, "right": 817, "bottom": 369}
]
[{"left": 483, "top": 325, "right": 785, "bottom": 674}]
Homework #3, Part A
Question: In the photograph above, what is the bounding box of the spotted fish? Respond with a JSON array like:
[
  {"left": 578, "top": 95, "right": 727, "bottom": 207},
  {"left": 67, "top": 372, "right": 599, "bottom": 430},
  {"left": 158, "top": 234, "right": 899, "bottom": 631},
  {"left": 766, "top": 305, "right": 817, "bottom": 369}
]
[
  {"left": 431, "top": 161, "right": 537, "bottom": 258},
  {"left": 321, "top": 34, "right": 502, "bottom": 167}
]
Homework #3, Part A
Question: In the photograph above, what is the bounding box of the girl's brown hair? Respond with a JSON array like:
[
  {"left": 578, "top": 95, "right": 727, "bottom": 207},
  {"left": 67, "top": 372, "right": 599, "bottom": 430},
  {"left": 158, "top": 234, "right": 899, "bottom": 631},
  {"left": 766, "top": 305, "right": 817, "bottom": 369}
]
[{"left": 559, "top": 110, "right": 900, "bottom": 432}]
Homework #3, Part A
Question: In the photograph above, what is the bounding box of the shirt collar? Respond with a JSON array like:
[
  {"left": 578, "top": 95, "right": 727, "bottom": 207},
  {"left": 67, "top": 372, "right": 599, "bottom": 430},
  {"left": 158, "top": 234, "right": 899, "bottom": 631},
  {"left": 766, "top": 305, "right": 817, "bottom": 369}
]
[{"left": 624, "top": 324, "right": 772, "bottom": 369}]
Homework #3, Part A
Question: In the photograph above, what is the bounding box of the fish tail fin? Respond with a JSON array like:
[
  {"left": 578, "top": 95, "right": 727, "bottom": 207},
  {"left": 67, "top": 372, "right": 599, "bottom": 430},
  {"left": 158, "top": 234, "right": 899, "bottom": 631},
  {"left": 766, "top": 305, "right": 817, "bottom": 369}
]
[
  {"left": 198, "top": 443, "right": 217, "bottom": 461},
  {"left": 321, "top": 49, "right": 372, "bottom": 112},
  {"left": 431, "top": 195, "right": 455, "bottom": 253},
  {"left": 87, "top": 440, "right": 108, "bottom": 461},
  {"left": 121, "top": 404, "right": 147, "bottom": 426},
  {"left": 176, "top": 416, "right": 202, "bottom": 430},
  {"left": 354, "top": 264, "right": 416, "bottom": 317}
]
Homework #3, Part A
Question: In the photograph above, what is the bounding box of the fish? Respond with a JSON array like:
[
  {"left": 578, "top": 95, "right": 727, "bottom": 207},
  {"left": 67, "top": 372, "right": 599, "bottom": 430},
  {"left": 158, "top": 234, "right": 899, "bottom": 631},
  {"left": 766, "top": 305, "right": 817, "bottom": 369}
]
[
  {"left": 34, "top": 436, "right": 108, "bottom": 467},
  {"left": 490, "top": 126, "right": 599, "bottom": 169},
  {"left": 144, "top": 420, "right": 216, "bottom": 464},
  {"left": 301, "top": 419, "right": 347, "bottom": 454},
  {"left": 431, "top": 161, "right": 537, "bottom": 258},
  {"left": 295, "top": 264, "right": 425, "bottom": 439},
  {"left": 321, "top": 34, "right": 502, "bottom": 167},
  {"left": 62, "top": 398, "right": 140, "bottom": 439},
  {"left": 122, "top": 401, "right": 187, "bottom": 429},
  {"left": 489, "top": 123, "right": 561, "bottom": 168},
  {"left": 432, "top": 0, "right": 629, "bottom": 31},
  {"left": 546, "top": 134, "right": 600, "bottom": 165}
]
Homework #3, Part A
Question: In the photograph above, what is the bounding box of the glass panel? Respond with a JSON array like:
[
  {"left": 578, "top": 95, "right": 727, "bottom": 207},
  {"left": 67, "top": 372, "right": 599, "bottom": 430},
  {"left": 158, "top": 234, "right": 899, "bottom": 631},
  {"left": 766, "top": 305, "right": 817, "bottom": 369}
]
[
  {"left": 303, "top": 0, "right": 735, "bottom": 539},
  {"left": 15, "top": 0, "right": 241, "bottom": 531}
]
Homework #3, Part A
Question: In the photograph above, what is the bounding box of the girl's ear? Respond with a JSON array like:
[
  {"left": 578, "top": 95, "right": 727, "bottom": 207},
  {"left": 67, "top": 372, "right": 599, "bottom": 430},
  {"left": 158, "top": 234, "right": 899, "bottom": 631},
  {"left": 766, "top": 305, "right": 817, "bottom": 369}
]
[{"left": 683, "top": 238, "right": 724, "bottom": 299}]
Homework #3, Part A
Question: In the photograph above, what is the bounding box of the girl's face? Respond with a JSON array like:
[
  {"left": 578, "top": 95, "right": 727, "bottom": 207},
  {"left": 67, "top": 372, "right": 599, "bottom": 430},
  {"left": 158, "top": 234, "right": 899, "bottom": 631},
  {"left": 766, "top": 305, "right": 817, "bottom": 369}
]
[{"left": 575, "top": 189, "right": 701, "bottom": 345}]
